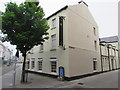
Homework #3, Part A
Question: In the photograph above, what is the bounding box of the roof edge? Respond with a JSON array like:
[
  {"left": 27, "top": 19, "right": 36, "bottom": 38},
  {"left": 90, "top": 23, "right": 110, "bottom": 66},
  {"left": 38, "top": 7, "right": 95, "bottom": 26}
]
[{"left": 46, "top": 5, "right": 68, "bottom": 20}]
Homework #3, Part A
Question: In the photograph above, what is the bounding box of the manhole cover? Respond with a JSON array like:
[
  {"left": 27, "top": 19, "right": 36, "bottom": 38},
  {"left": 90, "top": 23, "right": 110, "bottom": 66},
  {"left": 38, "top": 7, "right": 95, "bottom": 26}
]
[{"left": 78, "top": 83, "right": 84, "bottom": 85}]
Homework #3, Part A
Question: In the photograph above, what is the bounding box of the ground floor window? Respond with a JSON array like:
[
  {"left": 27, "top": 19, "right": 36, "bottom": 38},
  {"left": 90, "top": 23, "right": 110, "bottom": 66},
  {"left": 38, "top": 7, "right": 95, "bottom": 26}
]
[
  {"left": 93, "top": 58, "right": 97, "bottom": 70},
  {"left": 26, "top": 61, "right": 30, "bottom": 69},
  {"left": 31, "top": 61, "right": 34, "bottom": 69},
  {"left": 26, "top": 59, "right": 30, "bottom": 69},
  {"left": 102, "top": 57, "right": 109, "bottom": 67},
  {"left": 111, "top": 58, "right": 115, "bottom": 69},
  {"left": 51, "top": 61, "right": 57, "bottom": 73},
  {"left": 31, "top": 58, "right": 35, "bottom": 69},
  {"left": 93, "top": 61, "right": 97, "bottom": 70},
  {"left": 38, "top": 61, "right": 42, "bottom": 70}
]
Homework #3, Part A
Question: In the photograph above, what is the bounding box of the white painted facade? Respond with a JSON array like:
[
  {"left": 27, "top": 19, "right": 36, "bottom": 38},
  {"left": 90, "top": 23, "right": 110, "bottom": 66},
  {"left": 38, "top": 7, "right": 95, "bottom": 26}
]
[{"left": 26, "top": 2, "right": 101, "bottom": 78}]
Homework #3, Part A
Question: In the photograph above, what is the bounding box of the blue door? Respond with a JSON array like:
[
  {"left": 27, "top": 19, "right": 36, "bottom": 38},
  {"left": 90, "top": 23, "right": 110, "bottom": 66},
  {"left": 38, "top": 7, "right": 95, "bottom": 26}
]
[{"left": 59, "top": 66, "right": 65, "bottom": 78}]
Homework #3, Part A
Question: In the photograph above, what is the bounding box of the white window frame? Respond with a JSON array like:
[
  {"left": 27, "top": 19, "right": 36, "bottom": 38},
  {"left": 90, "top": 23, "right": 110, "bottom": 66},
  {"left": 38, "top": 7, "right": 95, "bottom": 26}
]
[
  {"left": 40, "top": 44, "right": 44, "bottom": 51},
  {"left": 51, "top": 61, "right": 57, "bottom": 73},
  {"left": 51, "top": 34, "right": 56, "bottom": 49},
  {"left": 93, "top": 27, "right": 96, "bottom": 36},
  {"left": 31, "top": 48, "right": 34, "bottom": 54},
  {"left": 38, "top": 58, "right": 43, "bottom": 71},
  {"left": 26, "top": 59, "right": 30, "bottom": 69},
  {"left": 31, "top": 58, "right": 35, "bottom": 69},
  {"left": 93, "top": 58, "right": 97, "bottom": 70},
  {"left": 94, "top": 41, "right": 97, "bottom": 51},
  {"left": 52, "top": 18, "right": 56, "bottom": 28}
]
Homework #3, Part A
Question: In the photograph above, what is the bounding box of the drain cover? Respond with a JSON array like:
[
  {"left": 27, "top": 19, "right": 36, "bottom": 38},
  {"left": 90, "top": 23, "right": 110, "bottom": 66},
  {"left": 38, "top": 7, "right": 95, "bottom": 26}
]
[{"left": 78, "top": 83, "right": 84, "bottom": 85}]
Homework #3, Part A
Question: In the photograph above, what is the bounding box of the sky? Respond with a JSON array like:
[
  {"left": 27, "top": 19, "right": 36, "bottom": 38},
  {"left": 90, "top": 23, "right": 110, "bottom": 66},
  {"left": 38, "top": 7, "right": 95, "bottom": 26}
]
[{"left": 0, "top": 0, "right": 119, "bottom": 55}]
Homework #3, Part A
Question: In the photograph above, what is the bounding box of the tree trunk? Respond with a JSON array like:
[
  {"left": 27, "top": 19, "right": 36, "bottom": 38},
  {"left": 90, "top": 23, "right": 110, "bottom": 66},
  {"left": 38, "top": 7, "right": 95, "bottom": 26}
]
[{"left": 21, "top": 52, "right": 26, "bottom": 82}]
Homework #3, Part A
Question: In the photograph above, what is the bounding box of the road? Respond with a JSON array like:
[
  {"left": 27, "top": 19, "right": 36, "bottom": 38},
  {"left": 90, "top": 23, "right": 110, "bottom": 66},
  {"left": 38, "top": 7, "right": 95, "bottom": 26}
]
[{"left": 61, "top": 70, "right": 119, "bottom": 88}]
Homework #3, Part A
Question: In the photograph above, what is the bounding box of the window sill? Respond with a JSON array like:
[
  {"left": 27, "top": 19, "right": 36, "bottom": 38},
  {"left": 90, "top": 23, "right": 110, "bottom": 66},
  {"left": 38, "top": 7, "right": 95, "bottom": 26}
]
[
  {"left": 51, "top": 27, "right": 56, "bottom": 30},
  {"left": 37, "top": 70, "right": 43, "bottom": 72},
  {"left": 50, "top": 49, "right": 56, "bottom": 51},
  {"left": 50, "top": 72, "right": 57, "bottom": 75},
  {"left": 93, "top": 70, "right": 98, "bottom": 73},
  {"left": 30, "top": 69, "right": 35, "bottom": 71}
]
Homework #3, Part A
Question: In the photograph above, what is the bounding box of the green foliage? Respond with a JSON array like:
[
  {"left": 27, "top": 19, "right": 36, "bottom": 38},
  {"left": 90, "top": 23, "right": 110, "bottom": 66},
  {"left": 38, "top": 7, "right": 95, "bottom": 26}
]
[{"left": 2, "top": 1, "right": 49, "bottom": 55}]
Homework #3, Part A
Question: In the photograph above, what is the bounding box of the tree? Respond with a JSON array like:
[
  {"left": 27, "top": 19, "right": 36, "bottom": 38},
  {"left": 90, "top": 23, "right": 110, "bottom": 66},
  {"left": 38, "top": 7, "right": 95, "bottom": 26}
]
[{"left": 1, "top": 1, "right": 49, "bottom": 82}]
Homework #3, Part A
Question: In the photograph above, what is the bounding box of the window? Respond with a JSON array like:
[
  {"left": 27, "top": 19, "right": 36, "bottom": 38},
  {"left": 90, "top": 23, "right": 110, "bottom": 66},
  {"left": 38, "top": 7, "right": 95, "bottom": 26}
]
[
  {"left": 93, "top": 58, "right": 97, "bottom": 70},
  {"left": 51, "top": 34, "right": 56, "bottom": 49},
  {"left": 38, "top": 58, "right": 43, "bottom": 70},
  {"left": 26, "top": 59, "right": 30, "bottom": 69},
  {"left": 40, "top": 44, "right": 44, "bottom": 51},
  {"left": 93, "top": 27, "right": 96, "bottom": 36},
  {"left": 51, "top": 61, "right": 57, "bottom": 73},
  {"left": 52, "top": 18, "right": 56, "bottom": 28},
  {"left": 31, "top": 58, "right": 35, "bottom": 69},
  {"left": 59, "top": 16, "right": 63, "bottom": 46},
  {"left": 31, "top": 48, "right": 34, "bottom": 54},
  {"left": 93, "top": 61, "right": 97, "bottom": 70},
  {"left": 94, "top": 41, "right": 97, "bottom": 50}
]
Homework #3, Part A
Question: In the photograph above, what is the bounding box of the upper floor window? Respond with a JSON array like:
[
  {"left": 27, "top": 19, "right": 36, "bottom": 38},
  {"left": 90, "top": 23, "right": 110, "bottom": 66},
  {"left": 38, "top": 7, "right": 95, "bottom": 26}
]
[
  {"left": 94, "top": 40, "right": 97, "bottom": 51},
  {"left": 51, "top": 34, "right": 56, "bottom": 49},
  {"left": 40, "top": 44, "right": 44, "bottom": 51},
  {"left": 52, "top": 18, "right": 56, "bottom": 28},
  {"left": 31, "top": 48, "right": 34, "bottom": 54},
  {"left": 93, "top": 27, "right": 96, "bottom": 36},
  {"left": 59, "top": 16, "right": 63, "bottom": 46}
]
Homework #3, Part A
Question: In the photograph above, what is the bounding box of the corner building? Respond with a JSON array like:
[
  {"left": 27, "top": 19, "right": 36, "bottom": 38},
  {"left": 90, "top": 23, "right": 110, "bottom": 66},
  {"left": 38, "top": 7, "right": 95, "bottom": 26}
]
[{"left": 26, "top": 1, "right": 101, "bottom": 79}]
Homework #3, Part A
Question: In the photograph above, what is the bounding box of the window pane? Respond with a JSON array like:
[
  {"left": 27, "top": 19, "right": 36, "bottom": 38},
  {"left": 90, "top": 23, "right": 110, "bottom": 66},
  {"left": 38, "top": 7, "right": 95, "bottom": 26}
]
[
  {"left": 52, "top": 18, "right": 56, "bottom": 28},
  {"left": 93, "top": 61, "right": 97, "bottom": 70},
  {"left": 40, "top": 45, "right": 44, "bottom": 51},
  {"left": 51, "top": 34, "right": 56, "bottom": 49},
  {"left": 32, "top": 61, "right": 34, "bottom": 69},
  {"left": 93, "top": 27, "right": 96, "bottom": 36},
  {"left": 38, "top": 61, "right": 42, "bottom": 70},
  {"left": 51, "top": 61, "right": 57, "bottom": 73},
  {"left": 94, "top": 41, "right": 97, "bottom": 50}
]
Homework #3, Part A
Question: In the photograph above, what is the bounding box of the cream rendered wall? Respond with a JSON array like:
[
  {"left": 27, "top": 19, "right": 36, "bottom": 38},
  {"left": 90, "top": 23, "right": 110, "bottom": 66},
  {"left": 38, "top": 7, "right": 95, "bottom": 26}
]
[
  {"left": 101, "top": 44, "right": 109, "bottom": 71},
  {"left": 100, "top": 42, "right": 119, "bottom": 71},
  {"left": 27, "top": 9, "right": 70, "bottom": 77},
  {"left": 108, "top": 42, "right": 119, "bottom": 69},
  {"left": 101, "top": 45, "right": 108, "bottom": 56},
  {"left": 67, "top": 3, "right": 101, "bottom": 77}
]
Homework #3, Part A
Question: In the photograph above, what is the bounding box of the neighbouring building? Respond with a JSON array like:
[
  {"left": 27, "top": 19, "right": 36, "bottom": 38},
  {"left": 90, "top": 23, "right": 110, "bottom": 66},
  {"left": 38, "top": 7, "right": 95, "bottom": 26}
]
[
  {"left": 26, "top": 1, "right": 101, "bottom": 79},
  {"left": 0, "top": 41, "right": 13, "bottom": 64},
  {"left": 100, "top": 36, "right": 119, "bottom": 71}
]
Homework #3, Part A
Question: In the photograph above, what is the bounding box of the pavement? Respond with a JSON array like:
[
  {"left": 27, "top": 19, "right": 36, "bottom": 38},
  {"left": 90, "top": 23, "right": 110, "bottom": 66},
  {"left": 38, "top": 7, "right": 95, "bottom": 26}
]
[{"left": 2, "top": 63, "right": 119, "bottom": 88}]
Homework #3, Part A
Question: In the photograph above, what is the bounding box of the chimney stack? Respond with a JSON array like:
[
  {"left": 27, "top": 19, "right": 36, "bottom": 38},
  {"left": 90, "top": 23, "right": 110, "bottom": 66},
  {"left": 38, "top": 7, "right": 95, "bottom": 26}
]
[{"left": 78, "top": 0, "right": 88, "bottom": 7}]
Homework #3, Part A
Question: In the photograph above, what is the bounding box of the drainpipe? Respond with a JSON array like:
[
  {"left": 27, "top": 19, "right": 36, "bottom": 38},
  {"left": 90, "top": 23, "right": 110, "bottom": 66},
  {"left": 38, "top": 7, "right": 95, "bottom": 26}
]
[
  {"left": 107, "top": 44, "right": 111, "bottom": 71},
  {"left": 100, "top": 44, "right": 103, "bottom": 72}
]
